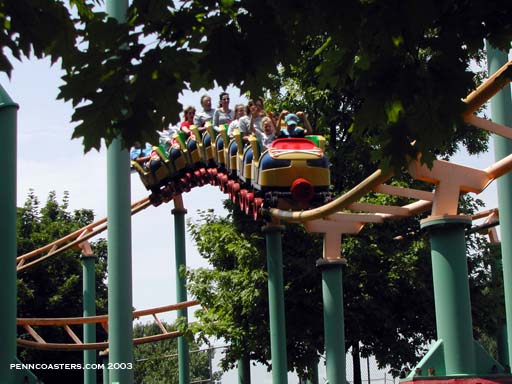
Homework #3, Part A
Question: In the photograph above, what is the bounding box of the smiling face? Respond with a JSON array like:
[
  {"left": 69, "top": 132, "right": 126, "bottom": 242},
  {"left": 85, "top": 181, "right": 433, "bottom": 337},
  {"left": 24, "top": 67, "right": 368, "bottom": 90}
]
[
  {"left": 201, "top": 95, "right": 212, "bottom": 111},
  {"left": 262, "top": 117, "right": 274, "bottom": 135},
  {"left": 235, "top": 104, "right": 246, "bottom": 119},
  {"left": 220, "top": 92, "right": 230, "bottom": 108},
  {"left": 184, "top": 107, "right": 195, "bottom": 123}
]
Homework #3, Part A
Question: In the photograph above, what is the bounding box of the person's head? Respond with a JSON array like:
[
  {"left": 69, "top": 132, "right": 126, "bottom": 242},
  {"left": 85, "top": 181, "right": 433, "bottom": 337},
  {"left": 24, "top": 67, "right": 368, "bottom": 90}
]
[
  {"left": 284, "top": 113, "right": 300, "bottom": 131},
  {"left": 261, "top": 116, "right": 274, "bottom": 135},
  {"left": 219, "top": 92, "right": 230, "bottom": 108},
  {"left": 200, "top": 94, "right": 212, "bottom": 111},
  {"left": 183, "top": 106, "right": 196, "bottom": 122},
  {"left": 246, "top": 99, "right": 256, "bottom": 115},
  {"left": 234, "top": 104, "right": 246, "bottom": 119},
  {"left": 254, "top": 97, "right": 264, "bottom": 112}
]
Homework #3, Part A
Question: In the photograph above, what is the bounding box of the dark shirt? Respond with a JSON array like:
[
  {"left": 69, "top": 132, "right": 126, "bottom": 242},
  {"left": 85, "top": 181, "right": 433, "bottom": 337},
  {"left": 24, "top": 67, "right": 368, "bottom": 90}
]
[{"left": 278, "top": 126, "right": 306, "bottom": 138}]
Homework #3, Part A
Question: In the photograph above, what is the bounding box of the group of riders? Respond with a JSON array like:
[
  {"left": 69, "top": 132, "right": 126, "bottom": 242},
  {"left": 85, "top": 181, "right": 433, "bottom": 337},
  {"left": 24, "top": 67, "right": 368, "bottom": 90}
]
[{"left": 130, "top": 93, "right": 313, "bottom": 170}]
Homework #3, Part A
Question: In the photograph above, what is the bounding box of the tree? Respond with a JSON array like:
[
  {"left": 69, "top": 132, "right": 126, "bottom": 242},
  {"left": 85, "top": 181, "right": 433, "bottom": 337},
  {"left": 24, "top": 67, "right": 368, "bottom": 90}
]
[
  {"left": 186, "top": 204, "right": 324, "bottom": 381},
  {"left": 133, "top": 321, "right": 222, "bottom": 384},
  {"left": 17, "top": 190, "right": 108, "bottom": 383},
  {"left": 1, "top": 1, "right": 511, "bottom": 167},
  {"left": 186, "top": 197, "right": 497, "bottom": 380},
  {"left": 184, "top": 35, "right": 497, "bottom": 378}
]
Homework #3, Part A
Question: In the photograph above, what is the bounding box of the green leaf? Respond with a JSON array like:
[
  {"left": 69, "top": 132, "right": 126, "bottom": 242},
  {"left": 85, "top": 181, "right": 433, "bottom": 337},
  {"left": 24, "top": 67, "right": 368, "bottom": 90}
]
[{"left": 385, "top": 100, "right": 404, "bottom": 124}]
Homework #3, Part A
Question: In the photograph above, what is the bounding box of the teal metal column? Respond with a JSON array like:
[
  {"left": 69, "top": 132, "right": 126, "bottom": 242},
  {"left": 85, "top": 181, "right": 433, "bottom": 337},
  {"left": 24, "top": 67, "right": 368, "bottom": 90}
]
[
  {"left": 100, "top": 352, "right": 109, "bottom": 384},
  {"left": 105, "top": 1, "right": 132, "bottom": 383},
  {"left": 238, "top": 356, "right": 251, "bottom": 384},
  {"left": 0, "top": 84, "right": 18, "bottom": 384},
  {"left": 421, "top": 217, "right": 475, "bottom": 375},
  {"left": 490, "top": 244, "right": 509, "bottom": 367},
  {"left": 498, "top": 324, "right": 510, "bottom": 369},
  {"left": 107, "top": 138, "right": 133, "bottom": 384},
  {"left": 486, "top": 43, "right": 512, "bottom": 368},
  {"left": 173, "top": 205, "right": 190, "bottom": 384},
  {"left": 82, "top": 253, "right": 97, "bottom": 384},
  {"left": 317, "top": 259, "right": 346, "bottom": 384},
  {"left": 263, "top": 224, "right": 288, "bottom": 384}
]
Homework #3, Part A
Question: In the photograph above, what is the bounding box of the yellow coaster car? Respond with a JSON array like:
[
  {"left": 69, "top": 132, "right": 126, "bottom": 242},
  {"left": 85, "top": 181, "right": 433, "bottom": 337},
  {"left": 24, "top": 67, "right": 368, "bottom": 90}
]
[{"left": 252, "top": 137, "right": 330, "bottom": 207}]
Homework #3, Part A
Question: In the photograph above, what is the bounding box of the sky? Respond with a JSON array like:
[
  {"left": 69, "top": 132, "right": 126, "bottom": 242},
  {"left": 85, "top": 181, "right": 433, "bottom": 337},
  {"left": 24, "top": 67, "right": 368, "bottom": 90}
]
[{"left": 1, "top": 53, "right": 507, "bottom": 383}]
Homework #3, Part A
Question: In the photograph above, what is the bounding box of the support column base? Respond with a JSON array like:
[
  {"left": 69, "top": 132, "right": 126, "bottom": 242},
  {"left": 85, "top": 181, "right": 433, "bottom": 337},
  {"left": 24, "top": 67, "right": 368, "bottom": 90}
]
[
  {"left": 13, "top": 357, "right": 40, "bottom": 383},
  {"left": 403, "top": 339, "right": 508, "bottom": 381}
]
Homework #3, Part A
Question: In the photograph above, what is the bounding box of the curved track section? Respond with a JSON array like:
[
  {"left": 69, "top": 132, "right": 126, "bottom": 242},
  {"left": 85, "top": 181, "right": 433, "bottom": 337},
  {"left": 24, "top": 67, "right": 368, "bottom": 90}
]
[
  {"left": 266, "top": 58, "right": 512, "bottom": 223},
  {"left": 14, "top": 59, "right": 512, "bottom": 355},
  {"left": 17, "top": 300, "right": 199, "bottom": 351},
  {"left": 16, "top": 197, "right": 151, "bottom": 272}
]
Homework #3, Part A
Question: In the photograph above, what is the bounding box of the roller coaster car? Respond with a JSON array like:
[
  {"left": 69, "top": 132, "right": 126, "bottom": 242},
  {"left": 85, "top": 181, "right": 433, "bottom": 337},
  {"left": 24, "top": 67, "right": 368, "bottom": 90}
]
[
  {"left": 236, "top": 132, "right": 253, "bottom": 184},
  {"left": 131, "top": 146, "right": 175, "bottom": 192},
  {"left": 210, "top": 126, "right": 227, "bottom": 167},
  {"left": 224, "top": 133, "right": 239, "bottom": 177},
  {"left": 251, "top": 136, "right": 330, "bottom": 208},
  {"left": 174, "top": 126, "right": 209, "bottom": 189},
  {"left": 131, "top": 146, "right": 183, "bottom": 206},
  {"left": 177, "top": 128, "right": 201, "bottom": 168}
]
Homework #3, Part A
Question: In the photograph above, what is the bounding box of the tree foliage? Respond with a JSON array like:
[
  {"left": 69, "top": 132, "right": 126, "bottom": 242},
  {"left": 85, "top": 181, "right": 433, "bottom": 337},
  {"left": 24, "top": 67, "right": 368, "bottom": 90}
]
[
  {"left": 133, "top": 321, "right": 222, "bottom": 384},
  {"left": 186, "top": 196, "right": 499, "bottom": 379},
  {"left": 184, "top": 36, "right": 499, "bottom": 375},
  {"left": 17, "top": 190, "right": 108, "bottom": 383},
  {"left": 1, "top": 1, "right": 511, "bottom": 167},
  {"left": 187, "top": 204, "right": 324, "bottom": 380}
]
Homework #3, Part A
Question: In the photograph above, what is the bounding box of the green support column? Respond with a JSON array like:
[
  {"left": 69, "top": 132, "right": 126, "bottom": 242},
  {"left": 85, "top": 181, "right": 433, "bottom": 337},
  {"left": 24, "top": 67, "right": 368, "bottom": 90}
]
[
  {"left": 498, "top": 324, "right": 510, "bottom": 369},
  {"left": 173, "top": 205, "right": 190, "bottom": 384},
  {"left": 263, "top": 224, "right": 288, "bottom": 384},
  {"left": 100, "top": 352, "right": 109, "bottom": 384},
  {"left": 107, "top": 138, "right": 133, "bottom": 384},
  {"left": 238, "top": 356, "right": 251, "bottom": 384},
  {"left": 490, "top": 244, "right": 509, "bottom": 368},
  {"left": 105, "top": 1, "right": 132, "bottom": 383},
  {"left": 0, "top": 84, "right": 18, "bottom": 384},
  {"left": 422, "top": 217, "right": 475, "bottom": 375},
  {"left": 82, "top": 254, "right": 97, "bottom": 384},
  {"left": 317, "top": 259, "right": 346, "bottom": 384},
  {"left": 486, "top": 43, "right": 512, "bottom": 369}
]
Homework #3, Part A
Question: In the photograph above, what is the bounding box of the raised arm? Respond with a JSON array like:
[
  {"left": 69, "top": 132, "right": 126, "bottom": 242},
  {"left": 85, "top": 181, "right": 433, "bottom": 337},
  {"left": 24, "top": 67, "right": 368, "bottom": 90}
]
[
  {"left": 296, "top": 111, "right": 313, "bottom": 134},
  {"left": 277, "top": 110, "right": 288, "bottom": 129}
]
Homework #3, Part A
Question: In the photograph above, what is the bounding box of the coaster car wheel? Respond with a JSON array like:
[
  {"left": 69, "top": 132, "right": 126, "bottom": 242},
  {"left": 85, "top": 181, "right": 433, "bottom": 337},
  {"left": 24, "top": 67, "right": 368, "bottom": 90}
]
[
  {"left": 227, "top": 180, "right": 234, "bottom": 196},
  {"left": 239, "top": 189, "right": 247, "bottom": 211},
  {"left": 149, "top": 193, "right": 163, "bottom": 207},
  {"left": 253, "top": 197, "right": 263, "bottom": 221},
  {"left": 245, "top": 192, "right": 254, "bottom": 215},
  {"left": 231, "top": 182, "right": 240, "bottom": 203}
]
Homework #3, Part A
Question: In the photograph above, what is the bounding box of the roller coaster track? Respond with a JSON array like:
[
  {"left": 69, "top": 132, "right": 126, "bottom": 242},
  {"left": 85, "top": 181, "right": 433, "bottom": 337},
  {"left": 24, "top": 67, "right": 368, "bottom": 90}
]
[
  {"left": 16, "top": 196, "right": 152, "bottom": 272},
  {"left": 265, "top": 58, "right": 512, "bottom": 222},
  {"left": 15, "top": 59, "right": 512, "bottom": 353},
  {"left": 17, "top": 300, "right": 199, "bottom": 351}
]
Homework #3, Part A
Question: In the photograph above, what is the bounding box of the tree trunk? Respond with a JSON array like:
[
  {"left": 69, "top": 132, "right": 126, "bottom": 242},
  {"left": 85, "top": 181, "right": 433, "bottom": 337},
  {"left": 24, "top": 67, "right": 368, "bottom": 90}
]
[{"left": 352, "top": 344, "right": 362, "bottom": 384}]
